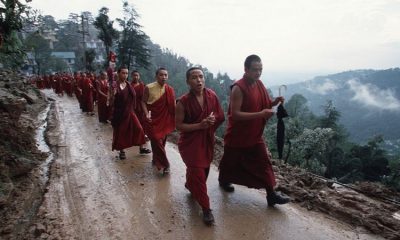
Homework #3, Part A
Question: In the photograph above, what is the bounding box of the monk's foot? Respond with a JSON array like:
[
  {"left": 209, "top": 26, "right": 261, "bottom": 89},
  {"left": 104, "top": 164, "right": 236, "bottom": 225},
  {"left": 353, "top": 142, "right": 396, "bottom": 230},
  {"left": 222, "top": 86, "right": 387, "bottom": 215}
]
[
  {"left": 219, "top": 182, "right": 235, "bottom": 192},
  {"left": 162, "top": 167, "right": 170, "bottom": 175},
  {"left": 139, "top": 147, "right": 152, "bottom": 154},
  {"left": 267, "top": 191, "right": 290, "bottom": 206},
  {"left": 119, "top": 151, "right": 126, "bottom": 160},
  {"left": 202, "top": 209, "right": 214, "bottom": 226}
]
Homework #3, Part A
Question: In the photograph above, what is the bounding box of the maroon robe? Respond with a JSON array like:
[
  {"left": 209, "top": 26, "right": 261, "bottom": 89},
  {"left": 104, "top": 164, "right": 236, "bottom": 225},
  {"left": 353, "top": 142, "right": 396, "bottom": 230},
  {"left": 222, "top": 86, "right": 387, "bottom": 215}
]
[
  {"left": 178, "top": 88, "right": 224, "bottom": 210},
  {"left": 97, "top": 79, "right": 112, "bottom": 122},
  {"left": 81, "top": 77, "right": 94, "bottom": 112},
  {"left": 54, "top": 75, "right": 63, "bottom": 95},
  {"left": 131, "top": 82, "right": 145, "bottom": 124},
  {"left": 112, "top": 82, "right": 145, "bottom": 151},
  {"left": 143, "top": 84, "right": 175, "bottom": 170},
  {"left": 35, "top": 76, "right": 44, "bottom": 89},
  {"left": 63, "top": 75, "right": 74, "bottom": 97},
  {"left": 44, "top": 75, "right": 51, "bottom": 89},
  {"left": 218, "top": 78, "right": 276, "bottom": 190}
]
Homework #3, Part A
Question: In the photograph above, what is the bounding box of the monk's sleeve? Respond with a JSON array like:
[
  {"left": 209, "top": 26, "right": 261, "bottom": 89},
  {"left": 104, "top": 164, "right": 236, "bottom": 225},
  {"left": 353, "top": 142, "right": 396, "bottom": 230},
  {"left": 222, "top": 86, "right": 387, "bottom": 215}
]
[{"left": 212, "top": 95, "right": 225, "bottom": 131}]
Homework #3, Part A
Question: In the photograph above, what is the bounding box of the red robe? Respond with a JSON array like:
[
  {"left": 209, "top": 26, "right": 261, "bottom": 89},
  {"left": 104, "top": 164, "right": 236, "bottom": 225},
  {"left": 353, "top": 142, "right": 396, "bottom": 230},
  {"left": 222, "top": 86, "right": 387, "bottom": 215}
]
[
  {"left": 54, "top": 76, "right": 63, "bottom": 95},
  {"left": 35, "top": 76, "right": 44, "bottom": 89},
  {"left": 143, "top": 84, "right": 175, "bottom": 170},
  {"left": 178, "top": 88, "right": 224, "bottom": 210},
  {"left": 97, "top": 79, "right": 111, "bottom": 122},
  {"left": 81, "top": 77, "right": 94, "bottom": 112},
  {"left": 131, "top": 82, "right": 145, "bottom": 124},
  {"left": 218, "top": 78, "right": 276, "bottom": 190},
  {"left": 112, "top": 82, "right": 145, "bottom": 151},
  {"left": 44, "top": 75, "right": 51, "bottom": 89},
  {"left": 63, "top": 75, "right": 74, "bottom": 97}
]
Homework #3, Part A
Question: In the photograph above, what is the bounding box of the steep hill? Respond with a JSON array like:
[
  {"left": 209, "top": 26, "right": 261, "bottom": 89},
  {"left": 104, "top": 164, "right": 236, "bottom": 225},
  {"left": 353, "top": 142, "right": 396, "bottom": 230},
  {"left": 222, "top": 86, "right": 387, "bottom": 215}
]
[{"left": 271, "top": 68, "right": 400, "bottom": 145}]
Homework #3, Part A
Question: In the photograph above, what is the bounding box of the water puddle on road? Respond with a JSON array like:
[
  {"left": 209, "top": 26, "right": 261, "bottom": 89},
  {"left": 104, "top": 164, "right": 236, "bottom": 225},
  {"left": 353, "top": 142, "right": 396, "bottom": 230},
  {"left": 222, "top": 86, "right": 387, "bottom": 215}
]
[{"left": 35, "top": 104, "right": 54, "bottom": 185}]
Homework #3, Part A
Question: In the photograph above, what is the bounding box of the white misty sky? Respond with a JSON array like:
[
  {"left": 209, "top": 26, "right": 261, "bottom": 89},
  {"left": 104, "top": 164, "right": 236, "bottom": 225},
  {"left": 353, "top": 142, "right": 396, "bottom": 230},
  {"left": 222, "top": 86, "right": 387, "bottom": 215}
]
[{"left": 29, "top": 0, "right": 400, "bottom": 86}]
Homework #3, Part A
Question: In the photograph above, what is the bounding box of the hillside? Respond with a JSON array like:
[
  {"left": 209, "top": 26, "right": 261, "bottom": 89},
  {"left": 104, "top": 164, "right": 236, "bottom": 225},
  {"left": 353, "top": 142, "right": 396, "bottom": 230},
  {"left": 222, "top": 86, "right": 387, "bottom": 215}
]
[{"left": 271, "top": 68, "right": 400, "bottom": 146}]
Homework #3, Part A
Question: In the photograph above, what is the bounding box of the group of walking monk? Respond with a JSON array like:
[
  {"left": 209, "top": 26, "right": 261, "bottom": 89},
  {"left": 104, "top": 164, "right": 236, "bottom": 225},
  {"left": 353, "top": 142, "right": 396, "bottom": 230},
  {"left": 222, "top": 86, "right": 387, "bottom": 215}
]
[{"left": 33, "top": 54, "right": 290, "bottom": 226}]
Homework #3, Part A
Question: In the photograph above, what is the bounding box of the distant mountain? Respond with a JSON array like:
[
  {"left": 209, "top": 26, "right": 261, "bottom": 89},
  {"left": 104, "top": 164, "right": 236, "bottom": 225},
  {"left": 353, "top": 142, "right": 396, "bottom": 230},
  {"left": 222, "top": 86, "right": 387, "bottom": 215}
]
[{"left": 270, "top": 68, "right": 400, "bottom": 144}]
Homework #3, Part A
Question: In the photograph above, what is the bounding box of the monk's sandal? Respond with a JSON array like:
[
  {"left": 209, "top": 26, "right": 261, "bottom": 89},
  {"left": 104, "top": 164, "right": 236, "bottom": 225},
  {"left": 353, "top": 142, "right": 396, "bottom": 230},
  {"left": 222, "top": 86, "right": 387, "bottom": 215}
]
[
  {"left": 139, "top": 148, "right": 151, "bottom": 154},
  {"left": 267, "top": 191, "right": 290, "bottom": 206},
  {"left": 119, "top": 151, "right": 126, "bottom": 160},
  {"left": 202, "top": 209, "right": 214, "bottom": 226}
]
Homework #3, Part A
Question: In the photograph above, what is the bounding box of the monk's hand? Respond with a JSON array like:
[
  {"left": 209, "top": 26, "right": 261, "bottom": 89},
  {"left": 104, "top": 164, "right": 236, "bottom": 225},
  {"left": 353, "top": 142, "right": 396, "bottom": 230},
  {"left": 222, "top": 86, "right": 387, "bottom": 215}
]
[
  {"left": 199, "top": 118, "right": 211, "bottom": 129},
  {"left": 261, "top": 109, "right": 275, "bottom": 120},
  {"left": 273, "top": 96, "right": 285, "bottom": 106}
]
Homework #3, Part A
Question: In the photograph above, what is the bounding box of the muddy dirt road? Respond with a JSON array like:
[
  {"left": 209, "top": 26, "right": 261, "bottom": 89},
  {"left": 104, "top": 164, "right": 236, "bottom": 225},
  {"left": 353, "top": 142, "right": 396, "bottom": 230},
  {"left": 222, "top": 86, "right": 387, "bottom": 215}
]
[{"left": 38, "top": 90, "right": 383, "bottom": 240}]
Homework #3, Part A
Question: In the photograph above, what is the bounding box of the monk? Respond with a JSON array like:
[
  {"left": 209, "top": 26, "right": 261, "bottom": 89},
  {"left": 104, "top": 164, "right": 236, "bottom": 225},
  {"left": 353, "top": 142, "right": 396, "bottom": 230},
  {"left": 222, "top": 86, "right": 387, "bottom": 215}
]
[
  {"left": 54, "top": 73, "right": 63, "bottom": 97},
  {"left": 218, "top": 54, "right": 290, "bottom": 206},
  {"left": 81, "top": 72, "right": 94, "bottom": 115},
  {"left": 111, "top": 66, "right": 146, "bottom": 160},
  {"left": 73, "top": 72, "right": 84, "bottom": 110},
  {"left": 63, "top": 73, "right": 74, "bottom": 97},
  {"left": 176, "top": 67, "right": 224, "bottom": 225},
  {"left": 130, "top": 70, "right": 151, "bottom": 154},
  {"left": 96, "top": 71, "right": 112, "bottom": 123},
  {"left": 142, "top": 67, "right": 175, "bottom": 175}
]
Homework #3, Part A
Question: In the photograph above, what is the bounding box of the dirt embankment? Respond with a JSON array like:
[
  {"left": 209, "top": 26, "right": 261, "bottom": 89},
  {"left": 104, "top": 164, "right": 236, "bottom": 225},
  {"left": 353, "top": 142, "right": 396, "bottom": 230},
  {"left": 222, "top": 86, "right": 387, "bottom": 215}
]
[{"left": 0, "top": 70, "right": 49, "bottom": 239}]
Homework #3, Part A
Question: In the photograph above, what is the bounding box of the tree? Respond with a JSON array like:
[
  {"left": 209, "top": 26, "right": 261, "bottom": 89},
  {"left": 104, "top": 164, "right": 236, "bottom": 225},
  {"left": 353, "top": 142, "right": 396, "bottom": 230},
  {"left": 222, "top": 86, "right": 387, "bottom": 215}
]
[
  {"left": 39, "top": 15, "right": 58, "bottom": 31},
  {"left": 54, "top": 18, "right": 82, "bottom": 51},
  {"left": 0, "top": 0, "right": 31, "bottom": 69},
  {"left": 279, "top": 94, "right": 316, "bottom": 162},
  {"left": 286, "top": 94, "right": 309, "bottom": 117},
  {"left": 43, "top": 56, "right": 69, "bottom": 73},
  {"left": 346, "top": 135, "right": 390, "bottom": 182},
  {"left": 383, "top": 155, "right": 400, "bottom": 190},
  {"left": 290, "top": 127, "right": 333, "bottom": 174},
  {"left": 317, "top": 100, "right": 349, "bottom": 178},
  {"left": 94, "top": 7, "right": 118, "bottom": 64},
  {"left": 85, "top": 49, "right": 96, "bottom": 71},
  {"left": 116, "top": 1, "right": 150, "bottom": 70},
  {"left": 24, "top": 32, "right": 51, "bottom": 74}
]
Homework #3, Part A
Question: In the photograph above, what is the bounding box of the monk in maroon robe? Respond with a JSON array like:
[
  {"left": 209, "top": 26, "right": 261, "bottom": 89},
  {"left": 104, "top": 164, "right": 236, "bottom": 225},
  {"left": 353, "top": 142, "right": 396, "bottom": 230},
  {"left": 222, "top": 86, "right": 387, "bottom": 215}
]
[
  {"left": 35, "top": 75, "right": 44, "bottom": 89},
  {"left": 142, "top": 68, "right": 175, "bottom": 175},
  {"left": 54, "top": 74, "right": 63, "bottom": 96},
  {"left": 131, "top": 70, "right": 151, "bottom": 154},
  {"left": 44, "top": 75, "right": 51, "bottom": 89},
  {"left": 112, "top": 66, "right": 146, "bottom": 159},
  {"left": 63, "top": 74, "right": 74, "bottom": 97},
  {"left": 176, "top": 67, "right": 224, "bottom": 225},
  {"left": 96, "top": 71, "right": 112, "bottom": 123},
  {"left": 81, "top": 73, "right": 94, "bottom": 114},
  {"left": 218, "top": 54, "right": 290, "bottom": 206}
]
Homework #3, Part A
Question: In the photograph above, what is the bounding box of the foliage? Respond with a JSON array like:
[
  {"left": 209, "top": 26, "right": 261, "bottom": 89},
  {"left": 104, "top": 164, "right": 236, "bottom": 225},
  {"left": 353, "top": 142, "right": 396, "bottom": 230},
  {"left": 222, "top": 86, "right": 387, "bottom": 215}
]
[
  {"left": 85, "top": 49, "right": 96, "bottom": 71},
  {"left": 94, "top": 7, "right": 119, "bottom": 63},
  {"left": 24, "top": 32, "right": 51, "bottom": 74},
  {"left": 0, "top": 0, "right": 30, "bottom": 69},
  {"left": 0, "top": 31, "right": 25, "bottom": 69},
  {"left": 290, "top": 127, "right": 333, "bottom": 173},
  {"left": 44, "top": 56, "right": 70, "bottom": 73},
  {"left": 343, "top": 136, "right": 390, "bottom": 182},
  {"left": 382, "top": 156, "right": 400, "bottom": 191},
  {"left": 116, "top": 1, "right": 150, "bottom": 70},
  {"left": 0, "top": 0, "right": 29, "bottom": 38}
]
